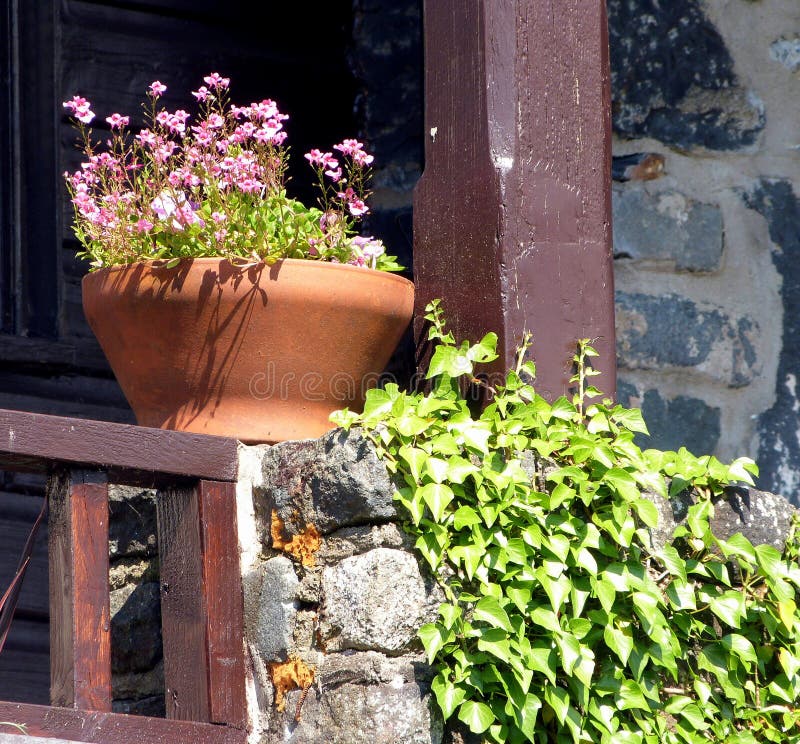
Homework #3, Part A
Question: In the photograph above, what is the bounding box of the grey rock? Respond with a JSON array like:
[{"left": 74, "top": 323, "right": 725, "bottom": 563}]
[
  {"left": 246, "top": 556, "right": 300, "bottom": 663},
  {"left": 745, "top": 180, "right": 800, "bottom": 502},
  {"left": 108, "top": 485, "right": 158, "bottom": 560},
  {"left": 317, "top": 522, "right": 411, "bottom": 563},
  {"left": 617, "top": 383, "right": 721, "bottom": 456},
  {"left": 647, "top": 486, "right": 797, "bottom": 554},
  {"left": 608, "top": 0, "right": 764, "bottom": 149},
  {"left": 266, "top": 651, "right": 441, "bottom": 744},
  {"left": 110, "top": 581, "right": 162, "bottom": 674},
  {"left": 612, "top": 188, "right": 723, "bottom": 272},
  {"left": 616, "top": 292, "right": 759, "bottom": 387},
  {"left": 112, "top": 659, "right": 164, "bottom": 700},
  {"left": 254, "top": 428, "right": 397, "bottom": 541},
  {"left": 770, "top": 37, "right": 800, "bottom": 72},
  {"left": 319, "top": 548, "right": 442, "bottom": 655}
]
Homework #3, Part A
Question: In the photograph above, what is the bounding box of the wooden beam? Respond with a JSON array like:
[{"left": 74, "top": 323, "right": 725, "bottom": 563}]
[
  {"left": 197, "top": 481, "right": 247, "bottom": 728},
  {"left": 48, "top": 471, "right": 111, "bottom": 712},
  {"left": 157, "top": 486, "right": 210, "bottom": 722},
  {"left": 414, "top": 0, "right": 616, "bottom": 400},
  {"left": 0, "top": 409, "right": 238, "bottom": 485},
  {"left": 0, "top": 702, "right": 247, "bottom": 743}
]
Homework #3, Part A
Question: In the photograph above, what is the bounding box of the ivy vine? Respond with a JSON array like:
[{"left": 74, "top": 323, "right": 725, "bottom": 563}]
[{"left": 332, "top": 300, "right": 800, "bottom": 743}]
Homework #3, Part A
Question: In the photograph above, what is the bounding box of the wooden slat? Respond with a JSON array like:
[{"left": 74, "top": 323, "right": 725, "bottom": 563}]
[
  {"left": 156, "top": 487, "right": 210, "bottom": 722},
  {"left": 0, "top": 492, "right": 49, "bottom": 617},
  {"left": 48, "top": 471, "right": 111, "bottom": 712},
  {"left": 0, "top": 409, "right": 238, "bottom": 485},
  {"left": 197, "top": 482, "right": 246, "bottom": 728},
  {"left": 0, "top": 702, "right": 246, "bottom": 743},
  {"left": 0, "top": 618, "right": 49, "bottom": 704},
  {"left": 413, "top": 0, "right": 616, "bottom": 400}
]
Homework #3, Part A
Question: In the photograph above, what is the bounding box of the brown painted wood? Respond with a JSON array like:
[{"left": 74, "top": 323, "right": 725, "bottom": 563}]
[
  {"left": 48, "top": 471, "right": 111, "bottom": 712},
  {"left": 414, "top": 0, "right": 616, "bottom": 401},
  {"left": 197, "top": 481, "right": 246, "bottom": 728},
  {"left": 0, "top": 409, "right": 238, "bottom": 485},
  {"left": 156, "top": 487, "right": 210, "bottom": 722},
  {"left": 0, "top": 702, "right": 247, "bottom": 743}
]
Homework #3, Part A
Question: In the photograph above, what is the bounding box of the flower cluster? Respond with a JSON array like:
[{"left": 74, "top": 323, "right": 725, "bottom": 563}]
[{"left": 63, "top": 75, "right": 401, "bottom": 271}]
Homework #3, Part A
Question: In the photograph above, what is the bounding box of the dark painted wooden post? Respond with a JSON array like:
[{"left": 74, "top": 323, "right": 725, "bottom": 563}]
[
  {"left": 157, "top": 480, "right": 246, "bottom": 726},
  {"left": 414, "top": 0, "right": 616, "bottom": 400},
  {"left": 48, "top": 470, "right": 112, "bottom": 712}
]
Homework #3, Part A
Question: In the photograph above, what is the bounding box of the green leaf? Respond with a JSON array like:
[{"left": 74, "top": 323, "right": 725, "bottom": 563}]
[
  {"left": 517, "top": 693, "right": 542, "bottom": 743},
  {"left": 431, "top": 671, "right": 466, "bottom": 719},
  {"left": 474, "top": 596, "right": 514, "bottom": 633},
  {"left": 453, "top": 505, "right": 482, "bottom": 530},
  {"left": 427, "top": 345, "right": 473, "bottom": 379},
  {"left": 708, "top": 591, "right": 745, "bottom": 628},
  {"left": 604, "top": 624, "right": 634, "bottom": 666},
  {"left": 458, "top": 700, "right": 495, "bottom": 734},
  {"left": 720, "top": 633, "right": 757, "bottom": 665},
  {"left": 418, "top": 482, "right": 454, "bottom": 521},
  {"left": 418, "top": 623, "right": 448, "bottom": 664}
]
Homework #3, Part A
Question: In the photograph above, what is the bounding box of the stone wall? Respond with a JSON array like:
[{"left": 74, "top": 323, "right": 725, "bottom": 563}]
[
  {"left": 234, "top": 431, "right": 797, "bottom": 743},
  {"left": 349, "top": 0, "right": 800, "bottom": 503}
]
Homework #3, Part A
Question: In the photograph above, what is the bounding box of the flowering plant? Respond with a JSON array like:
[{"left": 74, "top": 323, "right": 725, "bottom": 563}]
[{"left": 63, "top": 74, "right": 401, "bottom": 271}]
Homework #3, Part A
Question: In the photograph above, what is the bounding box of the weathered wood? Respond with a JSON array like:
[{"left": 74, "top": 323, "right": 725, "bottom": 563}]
[
  {"left": 414, "top": 0, "right": 616, "bottom": 400},
  {"left": 0, "top": 618, "right": 49, "bottom": 705},
  {"left": 0, "top": 702, "right": 247, "bottom": 743},
  {"left": 48, "top": 471, "right": 111, "bottom": 712},
  {"left": 156, "top": 487, "right": 210, "bottom": 722},
  {"left": 197, "top": 481, "right": 246, "bottom": 728},
  {"left": 16, "top": 0, "right": 60, "bottom": 338},
  {"left": 0, "top": 493, "right": 49, "bottom": 617},
  {"left": 0, "top": 409, "right": 238, "bottom": 485}
]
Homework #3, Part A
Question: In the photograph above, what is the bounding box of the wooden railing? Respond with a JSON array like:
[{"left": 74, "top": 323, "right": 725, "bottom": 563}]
[{"left": 0, "top": 409, "right": 247, "bottom": 743}]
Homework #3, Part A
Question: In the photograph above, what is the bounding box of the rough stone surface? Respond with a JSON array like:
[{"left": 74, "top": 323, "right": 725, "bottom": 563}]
[
  {"left": 107, "top": 484, "right": 163, "bottom": 712},
  {"left": 745, "top": 180, "right": 800, "bottom": 502},
  {"left": 264, "top": 651, "right": 441, "bottom": 744},
  {"left": 618, "top": 381, "right": 721, "bottom": 455},
  {"left": 648, "top": 485, "right": 797, "bottom": 554},
  {"left": 770, "top": 37, "right": 800, "bottom": 72},
  {"left": 254, "top": 429, "right": 397, "bottom": 540},
  {"left": 616, "top": 292, "right": 759, "bottom": 387},
  {"left": 608, "top": 0, "right": 764, "bottom": 149},
  {"left": 110, "top": 581, "right": 162, "bottom": 675},
  {"left": 246, "top": 556, "right": 300, "bottom": 663},
  {"left": 319, "top": 547, "right": 442, "bottom": 655},
  {"left": 612, "top": 187, "right": 723, "bottom": 272},
  {"left": 108, "top": 485, "right": 158, "bottom": 560}
]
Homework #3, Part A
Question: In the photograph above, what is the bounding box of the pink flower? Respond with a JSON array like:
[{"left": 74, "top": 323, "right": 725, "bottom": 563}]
[
  {"left": 333, "top": 138, "right": 365, "bottom": 156},
  {"left": 62, "top": 95, "right": 95, "bottom": 124},
  {"left": 191, "top": 86, "right": 210, "bottom": 101},
  {"left": 148, "top": 81, "right": 167, "bottom": 97},
  {"left": 347, "top": 199, "right": 368, "bottom": 216},
  {"left": 135, "top": 218, "right": 153, "bottom": 233},
  {"left": 324, "top": 167, "right": 343, "bottom": 182},
  {"left": 203, "top": 72, "right": 230, "bottom": 90},
  {"left": 214, "top": 228, "right": 227, "bottom": 242},
  {"left": 206, "top": 113, "right": 224, "bottom": 129},
  {"left": 105, "top": 113, "right": 130, "bottom": 129},
  {"left": 211, "top": 211, "right": 227, "bottom": 224},
  {"left": 136, "top": 129, "right": 157, "bottom": 147}
]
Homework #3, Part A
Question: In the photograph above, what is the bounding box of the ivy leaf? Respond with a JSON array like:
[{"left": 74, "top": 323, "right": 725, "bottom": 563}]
[
  {"left": 604, "top": 624, "right": 634, "bottom": 666},
  {"left": 528, "top": 643, "right": 557, "bottom": 685},
  {"left": 419, "top": 482, "right": 454, "bottom": 521},
  {"left": 418, "top": 623, "right": 448, "bottom": 664},
  {"left": 427, "top": 345, "right": 472, "bottom": 379},
  {"left": 516, "top": 693, "right": 542, "bottom": 743},
  {"left": 658, "top": 545, "right": 688, "bottom": 582},
  {"left": 458, "top": 700, "right": 495, "bottom": 734},
  {"left": 453, "top": 505, "right": 481, "bottom": 530},
  {"left": 431, "top": 671, "right": 466, "bottom": 719},
  {"left": 720, "top": 633, "right": 757, "bottom": 665},
  {"left": 474, "top": 596, "right": 514, "bottom": 633},
  {"left": 708, "top": 591, "right": 745, "bottom": 628}
]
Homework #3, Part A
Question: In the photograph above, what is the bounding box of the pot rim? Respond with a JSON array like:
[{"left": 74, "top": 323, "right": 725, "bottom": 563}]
[{"left": 83, "top": 256, "right": 414, "bottom": 288}]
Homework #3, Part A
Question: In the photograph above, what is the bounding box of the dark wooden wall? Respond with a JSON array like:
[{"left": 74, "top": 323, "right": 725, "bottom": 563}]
[{"left": 0, "top": 0, "right": 356, "bottom": 705}]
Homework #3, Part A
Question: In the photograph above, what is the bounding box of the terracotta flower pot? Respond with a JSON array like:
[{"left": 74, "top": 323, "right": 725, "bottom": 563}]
[{"left": 82, "top": 258, "right": 414, "bottom": 443}]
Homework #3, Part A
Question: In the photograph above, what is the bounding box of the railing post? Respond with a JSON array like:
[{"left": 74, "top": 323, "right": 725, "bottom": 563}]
[
  {"left": 157, "top": 480, "right": 245, "bottom": 727},
  {"left": 414, "top": 0, "right": 616, "bottom": 400},
  {"left": 48, "top": 469, "right": 111, "bottom": 712}
]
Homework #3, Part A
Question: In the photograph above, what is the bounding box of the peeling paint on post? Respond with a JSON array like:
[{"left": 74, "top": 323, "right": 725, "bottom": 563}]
[{"left": 413, "top": 0, "right": 616, "bottom": 400}]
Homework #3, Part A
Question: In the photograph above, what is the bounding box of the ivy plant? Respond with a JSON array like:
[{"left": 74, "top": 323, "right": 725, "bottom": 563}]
[{"left": 333, "top": 300, "right": 800, "bottom": 744}]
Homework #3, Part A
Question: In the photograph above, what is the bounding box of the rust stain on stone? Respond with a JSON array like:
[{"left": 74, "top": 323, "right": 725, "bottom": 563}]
[
  {"left": 268, "top": 655, "right": 315, "bottom": 713},
  {"left": 270, "top": 509, "right": 321, "bottom": 566}
]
